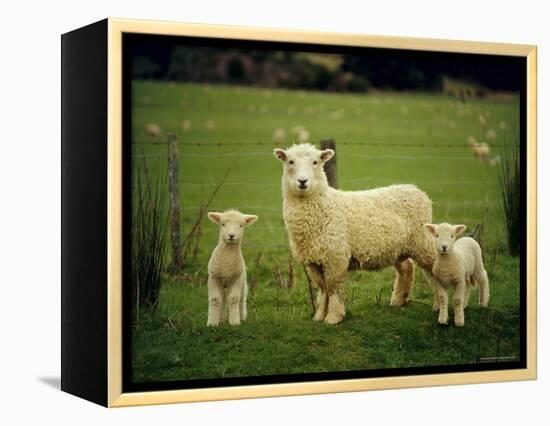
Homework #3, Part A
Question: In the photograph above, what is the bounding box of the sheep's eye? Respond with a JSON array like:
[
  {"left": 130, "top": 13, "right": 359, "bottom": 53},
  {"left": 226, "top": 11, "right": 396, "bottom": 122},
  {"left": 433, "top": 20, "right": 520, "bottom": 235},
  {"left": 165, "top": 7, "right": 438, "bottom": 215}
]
[
  {"left": 313, "top": 160, "right": 318, "bottom": 165},
  {"left": 435, "top": 234, "right": 438, "bottom": 238},
  {"left": 240, "top": 224, "right": 243, "bottom": 228},
  {"left": 222, "top": 223, "right": 225, "bottom": 227},
  {"left": 451, "top": 234, "right": 454, "bottom": 238},
  {"left": 289, "top": 160, "right": 294, "bottom": 165}
]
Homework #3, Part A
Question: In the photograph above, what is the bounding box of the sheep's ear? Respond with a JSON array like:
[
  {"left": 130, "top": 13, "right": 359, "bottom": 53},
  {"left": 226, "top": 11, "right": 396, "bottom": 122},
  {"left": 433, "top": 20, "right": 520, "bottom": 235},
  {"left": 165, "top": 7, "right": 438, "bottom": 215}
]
[
  {"left": 320, "top": 149, "right": 335, "bottom": 163},
  {"left": 454, "top": 224, "right": 467, "bottom": 235},
  {"left": 424, "top": 224, "right": 437, "bottom": 235},
  {"left": 207, "top": 212, "right": 222, "bottom": 224},
  {"left": 274, "top": 149, "right": 287, "bottom": 162},
  {"left": 244, "top": 215, "right": 258, "bottom": 226}
]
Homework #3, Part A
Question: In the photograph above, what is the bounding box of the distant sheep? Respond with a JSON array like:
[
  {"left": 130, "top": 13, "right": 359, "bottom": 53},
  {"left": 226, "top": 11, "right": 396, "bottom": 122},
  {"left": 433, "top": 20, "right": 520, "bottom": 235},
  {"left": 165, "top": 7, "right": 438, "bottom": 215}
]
[
  {"left": 297, "top": 129, "right": 310, "bottom": 143},
  {"left": 490, "top": 155, "right": 501, "bottom": 167},
  {"left": 274, "top": 143, "right": 436, "bottom": 324},
  {"left": 425, "top": 223, "right": 489, "bottom": 327},
  {"left": 144, "top": 123, "right": 162, "bottom": 142},
  {"left": 206, "top": 210, "right": 258, "bottom": 326},
  {"left": 485, "top": 129, "right": 497, "bottom": 141},
  {"left": 272, "top": 128, "right": 287, "bottom": 143},
  {"left": 471, "top": 142, "right": 491, "bottom": 162},
  {"left": 181, "top": 119, "right": 192, "bottom": 132},
  {"left": 204, "top": 120, "right": 216, "bottom": 131}
]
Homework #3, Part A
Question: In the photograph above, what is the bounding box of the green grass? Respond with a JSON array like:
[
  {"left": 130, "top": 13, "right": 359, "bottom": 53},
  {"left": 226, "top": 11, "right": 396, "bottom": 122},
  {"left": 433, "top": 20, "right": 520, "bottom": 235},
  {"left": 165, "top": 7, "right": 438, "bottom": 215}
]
[{"left": 131, "top": 81, "right": 521, "bottom": 383}]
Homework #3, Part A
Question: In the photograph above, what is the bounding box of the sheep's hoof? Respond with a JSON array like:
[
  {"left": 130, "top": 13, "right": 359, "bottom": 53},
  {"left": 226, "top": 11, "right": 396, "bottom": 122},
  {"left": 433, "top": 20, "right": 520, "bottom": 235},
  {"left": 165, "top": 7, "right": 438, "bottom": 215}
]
[
  {"left": 207, "top": 320, "right": 219, "bottom": 327},
  {"left": 454, "top": 319, "right": 465, "bottom": 327},
  {"left": 390, "top": 295, "right": 407, "bottom": 307},
  {"left": 324, "top": 312, "right": 344, "bottom": 325},
  {"left": 228, "top": 319, "right": 241, "bottom": 326},
  {"left": 438, "top": 318, "right": 448, "bottom": 326},
  {"left": 313, "top": 310, "right": 326, "bottom": 322}
]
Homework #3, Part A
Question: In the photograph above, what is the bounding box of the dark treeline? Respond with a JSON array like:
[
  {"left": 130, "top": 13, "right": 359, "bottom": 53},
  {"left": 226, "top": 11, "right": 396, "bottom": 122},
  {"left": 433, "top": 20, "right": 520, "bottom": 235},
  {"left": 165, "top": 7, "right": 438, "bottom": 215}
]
[{"left": 131, "top": 38, "right": 523, "bottom": 93}]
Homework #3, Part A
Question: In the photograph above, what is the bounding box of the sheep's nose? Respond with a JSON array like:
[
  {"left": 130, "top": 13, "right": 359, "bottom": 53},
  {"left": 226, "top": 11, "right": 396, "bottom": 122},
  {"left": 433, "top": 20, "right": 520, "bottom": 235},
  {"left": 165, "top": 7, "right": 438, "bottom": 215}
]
[
  {"left": 298, "top": 178, "right": 308, "bottom": 187},
  {"left": 228, "top": 233, "right": 235, "bottom": 240},
  {"left": 441, "top": 244, "right": 448, "bottom": 251}
]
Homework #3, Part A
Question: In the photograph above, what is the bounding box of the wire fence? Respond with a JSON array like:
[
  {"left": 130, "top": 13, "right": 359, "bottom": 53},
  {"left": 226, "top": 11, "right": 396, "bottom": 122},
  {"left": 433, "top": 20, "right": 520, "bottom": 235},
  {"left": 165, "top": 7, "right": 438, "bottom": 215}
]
[
  {"left": 131, "top": 140, "right": 519, "bottom": 148},
  {"left": 132, "top": 135, "right": 506, "bottom": 269}
]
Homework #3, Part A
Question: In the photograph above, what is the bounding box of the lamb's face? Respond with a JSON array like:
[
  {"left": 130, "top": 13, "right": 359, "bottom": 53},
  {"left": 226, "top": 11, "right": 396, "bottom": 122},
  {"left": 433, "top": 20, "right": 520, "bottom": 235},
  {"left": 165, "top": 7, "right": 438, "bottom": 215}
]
[
  {"left": 424, "top": 223, "right": 467, "bottom": 255},
  {"left": 274, "top": 143, "right": 334, "bottom": 197},
  {"left": 207, "top": 210, "right": 258, "bottom": 244}
]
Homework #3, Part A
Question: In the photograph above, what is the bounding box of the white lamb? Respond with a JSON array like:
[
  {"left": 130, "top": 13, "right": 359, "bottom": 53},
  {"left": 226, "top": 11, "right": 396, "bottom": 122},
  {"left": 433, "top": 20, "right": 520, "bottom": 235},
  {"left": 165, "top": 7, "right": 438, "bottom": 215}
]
[
  {"left": 274, "top": 143, "right": 436, "bottom": 325},
  {"left": 206, "top": 210, "right": 258, "bottom": 327},
  {"left": 424, "top": 223, "right": 489, "bottom": 327}
]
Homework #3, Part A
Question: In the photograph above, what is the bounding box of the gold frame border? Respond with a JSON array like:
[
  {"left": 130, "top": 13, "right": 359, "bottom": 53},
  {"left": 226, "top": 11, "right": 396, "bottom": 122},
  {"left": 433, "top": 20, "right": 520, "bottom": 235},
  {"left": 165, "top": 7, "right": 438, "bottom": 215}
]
[{"left": 106, "top": 18, "right": 537, "bottom": 407}]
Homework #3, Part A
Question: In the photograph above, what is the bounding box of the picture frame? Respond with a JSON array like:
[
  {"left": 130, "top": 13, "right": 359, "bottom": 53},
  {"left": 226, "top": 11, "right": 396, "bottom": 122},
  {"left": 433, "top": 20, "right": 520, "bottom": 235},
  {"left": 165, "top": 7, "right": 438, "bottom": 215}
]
[{"left": 61, "top": 18, "right": 537, "bottom": 407}]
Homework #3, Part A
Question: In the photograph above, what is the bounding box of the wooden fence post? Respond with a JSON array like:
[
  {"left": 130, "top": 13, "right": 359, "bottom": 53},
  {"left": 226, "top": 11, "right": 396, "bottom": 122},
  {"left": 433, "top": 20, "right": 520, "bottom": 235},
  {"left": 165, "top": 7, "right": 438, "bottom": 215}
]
[
  {"left": 167, "top": 133, "right": 183, "bottom": 269},
  {"left": 320, "top": 139, "right": 338, "bottom": 188}
]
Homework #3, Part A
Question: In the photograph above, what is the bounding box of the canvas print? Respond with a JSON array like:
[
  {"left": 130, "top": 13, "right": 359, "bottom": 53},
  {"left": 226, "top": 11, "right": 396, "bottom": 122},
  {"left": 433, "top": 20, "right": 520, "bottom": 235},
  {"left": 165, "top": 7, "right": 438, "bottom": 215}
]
[{"left": 125, "top": 35, "right": 524, "bottom": 390}]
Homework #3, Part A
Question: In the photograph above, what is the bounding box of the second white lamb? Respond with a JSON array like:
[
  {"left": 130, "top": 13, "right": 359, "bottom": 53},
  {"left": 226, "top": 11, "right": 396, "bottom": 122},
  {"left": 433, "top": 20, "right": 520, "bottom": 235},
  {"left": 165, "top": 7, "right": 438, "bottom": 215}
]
[{"left": 425, "top": 223, "right": 490, "bottom": 327}]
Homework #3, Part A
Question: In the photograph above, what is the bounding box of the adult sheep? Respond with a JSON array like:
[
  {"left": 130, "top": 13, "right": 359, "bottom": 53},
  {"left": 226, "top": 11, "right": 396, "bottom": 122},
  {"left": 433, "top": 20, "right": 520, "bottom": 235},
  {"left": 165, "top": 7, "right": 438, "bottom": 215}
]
[{"left": 274, "top": 143, "right": 436, "bottom": 324}]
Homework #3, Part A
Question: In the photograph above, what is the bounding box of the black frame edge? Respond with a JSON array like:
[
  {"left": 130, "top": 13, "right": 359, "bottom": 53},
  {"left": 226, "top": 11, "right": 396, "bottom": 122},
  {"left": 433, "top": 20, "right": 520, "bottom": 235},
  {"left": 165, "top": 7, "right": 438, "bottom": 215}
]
[{"left": 61, "top": 18, "right": 109, "bottom": 407}]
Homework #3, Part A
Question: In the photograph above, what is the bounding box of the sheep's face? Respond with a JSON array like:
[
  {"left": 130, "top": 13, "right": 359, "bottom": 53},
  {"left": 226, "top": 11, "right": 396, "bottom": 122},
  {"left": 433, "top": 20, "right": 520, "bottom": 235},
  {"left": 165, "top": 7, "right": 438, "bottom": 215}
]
[
  {"left": 274, "top": 143, "right": 334, "bottom": 197},
  {"left": 424, "top": 223, "right": 467, "bottom": 255},
  {"left": 207, "top": 210, "right": 258, "bottom": 244}
]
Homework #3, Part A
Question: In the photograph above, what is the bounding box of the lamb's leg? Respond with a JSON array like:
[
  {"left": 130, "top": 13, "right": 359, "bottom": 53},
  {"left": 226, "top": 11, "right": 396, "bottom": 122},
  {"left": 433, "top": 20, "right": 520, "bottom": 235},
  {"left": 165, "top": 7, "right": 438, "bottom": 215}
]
[
  {"left": 226, "top": 281, "right": 242, "bottom": 326},
  {"left": 390, "top": 258, "right": 414, "bottom": 307},
  {"left": 306, "top": 264, "right": 327, "bottom": 322},
  {"left": 207, "top": 278, "right": 224, "bottom": 327},
  {"left": 432, "top": 288, "right": 440, "bottom": 312},
  {"left": 477, "top": 269, "right": 490, "bottom": 308},
  {"left": 463, "top": 278, "right": 473, "bottom": 309},
  {"left": 323, "top": 263, "right": 347, "bottom": 325},
  {"left": 453, "top": 279, "right": 466, "bottom": 327},
  {"left": 240, "top": 274, "right": 248, "bottom": 321},
  {"left": 437, "top": 284, "right": 449, "bottom": 325}
]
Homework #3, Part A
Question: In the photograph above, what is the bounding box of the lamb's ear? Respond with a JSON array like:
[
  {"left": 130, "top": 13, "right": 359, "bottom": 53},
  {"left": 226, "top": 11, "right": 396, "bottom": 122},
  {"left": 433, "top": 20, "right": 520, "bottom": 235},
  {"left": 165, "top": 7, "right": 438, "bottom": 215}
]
[
  {"left": 424, "top": 224, "right": 437, "bottom": 235},
  {"left": 320, "top": 149, "right": 335, "bottom": 163},
  {"left": 207, "top": 212, "right": 222, "bottom": 224},
  {"left": 274, "top": 149, "right": 287, "bottom": 162},
  {"left": 454, "top": 224, "right": 467, "bottom": 235},
  {"left": 244, "top": 215, "right": 258, "bottom": 226}
]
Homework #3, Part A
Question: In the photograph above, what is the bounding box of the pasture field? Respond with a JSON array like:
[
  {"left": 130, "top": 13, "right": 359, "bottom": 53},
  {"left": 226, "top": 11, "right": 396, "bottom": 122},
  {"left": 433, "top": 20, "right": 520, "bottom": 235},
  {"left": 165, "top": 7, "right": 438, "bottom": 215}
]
[{"left": 131, "top": 81, "right": 521, "bottom": 383}]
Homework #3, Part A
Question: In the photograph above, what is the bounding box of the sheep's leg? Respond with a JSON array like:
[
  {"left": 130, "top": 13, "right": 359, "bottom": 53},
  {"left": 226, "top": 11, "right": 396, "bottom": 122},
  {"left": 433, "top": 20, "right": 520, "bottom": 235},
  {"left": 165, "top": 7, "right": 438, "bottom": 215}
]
[
  {"left": 313, "top": 291, "right": 328, "bottom": 322},
  {"left": 477, "top": 269, "right": 490, "bottom": 308},
  {"left": 226, "top": 282, "right": 243, "bottom": 326},
  {"left": 437, "top": 285, "right": 449, "bottom": 325},
  {"left": 207, "top": 278, "right": 224, "bottom": 327},
  {"left": 325, "top": 287, "right": 345, "bottom": 325},
  {"left": 323, "top": 263, "right": 347, "bottom": 325},
  {"left": 453, "top": 279, "right": 466, "bottom": 327},
  {"left": 390, "top": 258, "right": 414, "bottom": 307},
  {"left": 240, "top": 274, "right": 248, "bottom": 321},
  {"left": 307, "top": 264, "right": 328, "bottom": 321}
]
